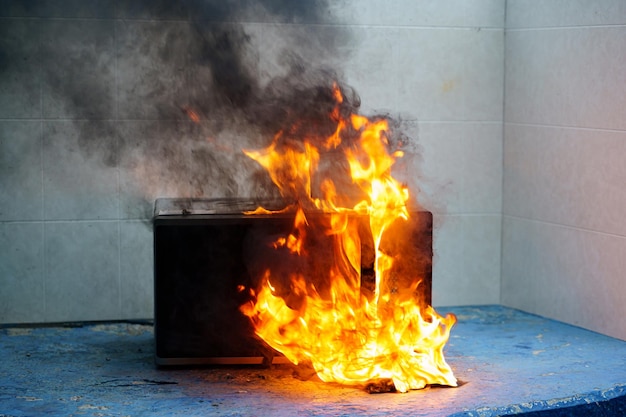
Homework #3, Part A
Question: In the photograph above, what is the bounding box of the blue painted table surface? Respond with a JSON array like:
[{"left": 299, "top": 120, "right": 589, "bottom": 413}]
[{"left": 1, "top": 305, "right": 625, "bottom": 416}]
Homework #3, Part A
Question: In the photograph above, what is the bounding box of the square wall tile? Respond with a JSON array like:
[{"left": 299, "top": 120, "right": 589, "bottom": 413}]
[
  {"left": 503, "top": 124, "right": 626, "bottom": 236},
  {"left": 462, "top": 28, "right": 504, "bottom": 121},
  {"left": 0, "top": 222, "right": 44, "bottom": 323},
  {"left": 43, "top": 121, "right": 119, "bottom": 221},
  {"left": 396, "top": 0, "right": 475, "bottom": 27},
  {"left": 411, "top": 122, "right": 502, "bottom": 215},
  {"left": 0, "top": 18, "right": 41, "bottom": 118},
  {"left": 241, "top": 22, "right": 351, "bottom": 93},
  {"left": 501, "top": 216, "right": 626, "bottom": 341},
  {"left": 115, "top": 0, "right": 189, "bottom": 20},
  {"left": 0, "top": 0, "right": 115, "bottom": 18},
  {"left": 40, "top": 19, "right": 116, "bottom": 119},
  {"left": 330, "top": 0, "right": 504, "bottom": 28},
  {"left": 500, "top": 216, "right": 537, "bottom": 310},
  {"left": 463, "top": 0, "right": 506, "bottom": 28},
  {"left": 507, "top": 0, "right": 626, "bottom": 28},
  {"left": 0, "top": 1, "right": 42, "bottom": 17},
  {"left": 120, "top": 220, "right": 153, "bottom": 319},
  {"left": 505, "top": 27, "right": 626, "bottom": 130},
  {"left": 117, "top": 120, "right": 200, "bottom": 219},
  {"left": 0, "top": 121, "right": 43, "bottom": 221},
  {"left": 36, "top": 0, "right": 116, "bottom": 18},
  {"left": 250, "top": 1, "right": 339, "bottom": 24},
  {"left": 116, "top": 20, "right": 190, "bottom": 120},
  {"left": 118, "top": 119, "right": 256, "bottom": 219},
  {"left": 460, "top": 123, "right": 503, "bottom": 213},
  {"left": 117, "top": 120, "right": 160, "bottom": 220},
  {"left": 44, "top": 221, "right": 120, "bottom": 322},
  {"left": 394, "top": 28, "right": 466, "bottom": 121},
  {"left": 432, "top": 214, "right": 501, "bottom": 306},
  {"left": 329, "top": 0, "right": 406, "bottom": 26},
  {"left": 341, "top": 26, "right": 397, "bottom": 114},
  {"left": 128, "top": 0, "right": 330, "bottom": 23},
  {"left": 393, "top": 26, "right": 503, "bottom": 122}
]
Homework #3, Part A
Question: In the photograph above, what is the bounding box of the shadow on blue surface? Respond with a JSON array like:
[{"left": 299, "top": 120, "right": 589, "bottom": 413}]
[{"left": 516, "top": 394, "right": 626, "bottom": 417}]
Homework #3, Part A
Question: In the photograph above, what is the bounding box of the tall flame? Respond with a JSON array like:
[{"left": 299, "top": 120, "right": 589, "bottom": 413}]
[{"left": 240, "top": 83, "right": 456, "bottom": 392}]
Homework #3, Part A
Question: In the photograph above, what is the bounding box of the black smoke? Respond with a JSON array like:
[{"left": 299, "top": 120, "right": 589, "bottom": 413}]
[{"left": 2, "top": 0, "right": 415, "bottom": 215}]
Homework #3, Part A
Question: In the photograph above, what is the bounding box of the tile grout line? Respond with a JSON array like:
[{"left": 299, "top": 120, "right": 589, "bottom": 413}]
[
  {"left": 115, "top": 17, "right": 123, "bottom": 320},
  {"left": 0, "top": 218, "right": 147, "bottom": 224},
  {"left": 502, "top": 214, "right": 626, "bottom": 240},
  {"left": 117, "top": 221, "right": 122, "bottom": 320},
  {"left": 505, "top": 121, "right": 626, "bottom": 134},
  {"left": 500, "top": 0, "right": 509, "bottom": 307},
  {"left": 41, "top": 118, "right": 46, "bottom": 322},
  {"left": 39, "top": 22, "right": 47, "bottom": 321},
  {"left": 506, "top": 23, "right": 626, "bottom": 32},
  {"left": 0, "top": 16, "right": 506, "bottom": 30}
]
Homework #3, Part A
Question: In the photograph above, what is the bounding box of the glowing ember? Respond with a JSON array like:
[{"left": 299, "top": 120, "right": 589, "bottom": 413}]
[{"left": 240, "top": 83, "right": 457, "bottom": 392}]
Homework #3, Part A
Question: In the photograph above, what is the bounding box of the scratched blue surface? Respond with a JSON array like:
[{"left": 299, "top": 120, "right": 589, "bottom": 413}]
[{"left": 1, "top": 306, "right": 625, "bottom": 416}]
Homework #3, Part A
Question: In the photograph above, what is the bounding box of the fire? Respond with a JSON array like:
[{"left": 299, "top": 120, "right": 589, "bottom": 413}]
[{"left": 240, "top": 83, "right": 457, "bottom": 392}]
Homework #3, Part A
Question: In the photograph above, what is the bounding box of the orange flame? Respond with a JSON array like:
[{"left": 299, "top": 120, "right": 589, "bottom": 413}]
[{"left": 240, "top": 83, "right": 456, "bottom": 392}]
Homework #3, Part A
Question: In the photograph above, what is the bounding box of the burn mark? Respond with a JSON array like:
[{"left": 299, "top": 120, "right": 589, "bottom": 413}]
[{"left": 365, "top": 378, "right": 397, "bottom": 394}]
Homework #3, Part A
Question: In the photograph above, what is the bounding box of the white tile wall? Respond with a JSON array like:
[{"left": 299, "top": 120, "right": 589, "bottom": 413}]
[
  {"left": 503, "top": 0, "right": 626, "bottom": 340},
  {"left": 0, "top": 0, "right": 505, "bottom": 323}
]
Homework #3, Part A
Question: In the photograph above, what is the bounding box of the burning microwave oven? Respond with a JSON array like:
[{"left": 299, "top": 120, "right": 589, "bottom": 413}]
[{"left": 153, "top": 198, "right": 432, "bottom": 366}]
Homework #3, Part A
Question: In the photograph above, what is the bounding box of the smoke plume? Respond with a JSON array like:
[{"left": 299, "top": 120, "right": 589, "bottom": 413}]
[{"left": 11, "top": 0, "right": 417, "bottom": 216}]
